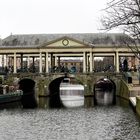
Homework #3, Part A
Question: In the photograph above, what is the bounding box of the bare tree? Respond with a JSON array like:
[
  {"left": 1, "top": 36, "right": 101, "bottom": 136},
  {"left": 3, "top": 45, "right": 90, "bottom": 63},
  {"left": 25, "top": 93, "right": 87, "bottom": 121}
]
[
  {"left": 102, "top": 0, "right": 140, "bottom": 60},
  {"left": 102, "top": 0, "right": 140, "bottom": 39},
  {"left": 102, "top": 0, "right": 140, "bottom": 83}
]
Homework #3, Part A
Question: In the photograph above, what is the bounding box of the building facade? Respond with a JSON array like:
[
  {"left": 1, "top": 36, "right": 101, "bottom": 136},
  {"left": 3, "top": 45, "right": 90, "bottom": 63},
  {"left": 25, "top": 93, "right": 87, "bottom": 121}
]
[{"left": 0, "top": 33, "right": 139, "bottom": 73}]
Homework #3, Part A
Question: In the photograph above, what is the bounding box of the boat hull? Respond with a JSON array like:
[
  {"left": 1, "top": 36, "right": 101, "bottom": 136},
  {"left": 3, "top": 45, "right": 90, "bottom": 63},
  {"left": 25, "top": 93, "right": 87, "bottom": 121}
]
[{"left": 0, "top": 91, "right": 22, "bottom": 104}]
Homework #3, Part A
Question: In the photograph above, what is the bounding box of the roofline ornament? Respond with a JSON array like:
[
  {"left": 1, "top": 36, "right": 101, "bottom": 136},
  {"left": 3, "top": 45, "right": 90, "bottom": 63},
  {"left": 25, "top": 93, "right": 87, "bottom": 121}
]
[{"left": 62, "top": 39, "right": 69, "bottom": 46}]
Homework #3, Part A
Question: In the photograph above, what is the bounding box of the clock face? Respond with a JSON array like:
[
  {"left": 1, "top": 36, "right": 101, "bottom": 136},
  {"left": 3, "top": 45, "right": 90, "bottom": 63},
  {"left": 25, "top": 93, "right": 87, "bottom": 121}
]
[{"left": 62, "top": 39, "right": 69, "bottom": 46}]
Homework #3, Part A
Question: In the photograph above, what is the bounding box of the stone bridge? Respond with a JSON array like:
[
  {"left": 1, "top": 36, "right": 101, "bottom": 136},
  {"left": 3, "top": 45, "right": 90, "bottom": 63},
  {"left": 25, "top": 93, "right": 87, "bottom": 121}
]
[
  {"left": 4, "top": 72, "right": 122, "bottom": 97},
  {"left": 35, "top": 72, "right": 123, "bottom": 97}
]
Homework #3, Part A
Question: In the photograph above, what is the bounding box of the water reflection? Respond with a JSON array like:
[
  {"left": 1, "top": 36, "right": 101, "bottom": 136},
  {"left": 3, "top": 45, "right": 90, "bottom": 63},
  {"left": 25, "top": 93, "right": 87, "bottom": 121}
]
[
  {"left": 0, "top": 101, "right": 22, "bottom": 109},
  {"left": 84, "top": 97, "right": 95, "bottom": 108},
  {"left": 38, "top": 97, "right": 49, "bottom": 109},
  {"left": 60, "top": 83, "right": 84, "bottom": 108},
  {"left": 0, "top": 96, "right": 130, "bottom": 110},
  {"left": 38, "top": 97, "right": 94, "bottom": 109},
  {"left": 95, "top": 90, "right": 114, "bottom": 105},
  {"left": 94, "top": 78, "right": 116, "bottom": 106}
]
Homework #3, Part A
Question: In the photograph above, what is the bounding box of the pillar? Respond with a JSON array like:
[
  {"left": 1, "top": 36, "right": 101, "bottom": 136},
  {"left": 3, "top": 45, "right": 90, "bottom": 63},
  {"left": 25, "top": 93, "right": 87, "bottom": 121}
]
[
  {"left": 45, "top": 52, "right": 49, "bottom": 73},
  {"left": 50, "top": 53, "right": 53, "bottom": 70},
  {"left": 115, "top": 51, "right": 119, "bottom": 72},
  {"left": 9, "top": 57, "right": 13, "bottom": 67},
  {"left": 6, "top": 54, "right": 8, "bottom": 67},
  {"left": 20, "top": 53, "right": 23, "bottom": 71},
  {"left": 58, "top": 56, "right": 60, "bottom": 67},
  {"left": 86, "top": 53, "right": 88, "bottom": 72},
  {"left": 83, "top": 52, "right": 86, "bottom": 73},
  {"left": 55, "top": 56, "right": 58, "bottom": 66},
  {"left": 13, "top": 52, "right": 17, "bottom": 73},
  {"left": 2, "top": 55, "right": 4, "bottom": 68},
  {"left": 52, "top": 56, "right": 55, "bottom": 68},
  {"left": 39, "top": 52, "right": 42, "bottom": 73},
  {"left": 50, "top": 53, "right": 55, "bottom": 72},
  {"left": 90, "top": 52, "right": 93, "bottom": 72},
  {"left": 27, "top": 56, "right": 30, "bottom": 69},
  {"left": 32, "top": 56, "right": 35, "bottom": 73}
]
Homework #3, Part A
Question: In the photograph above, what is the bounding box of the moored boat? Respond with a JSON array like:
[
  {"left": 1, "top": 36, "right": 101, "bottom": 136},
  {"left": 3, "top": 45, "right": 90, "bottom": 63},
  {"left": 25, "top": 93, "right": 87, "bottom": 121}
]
[{"left": 0, "top": 90, "right": 23, "bottom": 104}]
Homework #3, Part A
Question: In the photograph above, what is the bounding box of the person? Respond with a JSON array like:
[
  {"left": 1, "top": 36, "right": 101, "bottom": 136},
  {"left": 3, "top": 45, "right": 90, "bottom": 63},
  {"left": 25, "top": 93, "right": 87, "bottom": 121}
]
[{"left": 123, "top": 59, "right": 128, "bottom": 72}]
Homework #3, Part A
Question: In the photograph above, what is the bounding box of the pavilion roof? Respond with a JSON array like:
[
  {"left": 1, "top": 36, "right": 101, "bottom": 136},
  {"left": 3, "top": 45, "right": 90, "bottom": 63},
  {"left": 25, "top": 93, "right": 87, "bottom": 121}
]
[{"left": 1, "top": 33, "right": 133, "bottom": 47}]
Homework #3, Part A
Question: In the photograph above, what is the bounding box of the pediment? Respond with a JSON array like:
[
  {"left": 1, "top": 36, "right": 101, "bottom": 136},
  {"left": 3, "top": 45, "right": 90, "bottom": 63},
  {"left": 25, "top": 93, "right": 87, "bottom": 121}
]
[{"left": 42, "top": 36, "right": 89, "bottom": 47}]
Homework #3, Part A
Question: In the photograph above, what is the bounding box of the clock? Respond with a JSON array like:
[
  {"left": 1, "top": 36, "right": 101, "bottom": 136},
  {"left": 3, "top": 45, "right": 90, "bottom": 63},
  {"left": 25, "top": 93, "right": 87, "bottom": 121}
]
[{"left": 62, "top": 39, "right": 69, "bottom": 46}]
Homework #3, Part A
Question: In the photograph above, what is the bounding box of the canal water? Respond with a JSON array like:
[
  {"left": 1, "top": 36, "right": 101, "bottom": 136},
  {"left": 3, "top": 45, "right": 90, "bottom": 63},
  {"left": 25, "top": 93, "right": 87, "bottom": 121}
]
[{"left": 0, "top": 97, "right": 140, "bottom": 140}]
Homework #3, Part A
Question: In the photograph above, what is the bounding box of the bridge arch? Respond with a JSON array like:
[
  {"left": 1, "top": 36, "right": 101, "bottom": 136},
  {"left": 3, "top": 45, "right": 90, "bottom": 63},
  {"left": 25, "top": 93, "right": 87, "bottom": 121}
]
[
  {"left": 18, "top": 78, "right": 38, "bottom": 108},
  {"left": 94, "top": 77, "right": 116, "bottom": 105},
  {"left": 48, "top": 76, "right": 65, "bottom": 108},
  {"left": 48, "top": 73, "right": 86, "bottom": 108}
]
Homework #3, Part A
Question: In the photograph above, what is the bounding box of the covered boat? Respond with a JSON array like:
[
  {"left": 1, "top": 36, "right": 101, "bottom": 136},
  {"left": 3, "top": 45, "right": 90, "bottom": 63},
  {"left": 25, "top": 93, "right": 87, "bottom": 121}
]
[{"left": 0, "top": 89, "right": 23, "bottom": 104}]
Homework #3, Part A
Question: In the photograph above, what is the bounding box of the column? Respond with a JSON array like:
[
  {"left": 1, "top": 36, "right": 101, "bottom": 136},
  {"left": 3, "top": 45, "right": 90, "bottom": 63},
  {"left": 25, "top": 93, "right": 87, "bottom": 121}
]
[
  {"left": 27, "top": 56, "right": 30, "bottom": 69},
  {"left": 32, "top": 56, "right": 35, "bottom": 73},
  {"left": 90, "top": 52, "right": 93, "bottom": 72},
  {"left": 45, "top": 52, "right": 49, "bottom": 73},
  {"left": 6, "top": 54, "right": 8, "bottom": 67},
  {"left": 50, "top": 54, "right": 52, "bottom": 71},
  {"left": 50, "top": 53, "right": 55, "bottom": 72},
  {"left": 58, "top": 56, "right": 60, "bottom": 67},
  {"left": 51, "top": 55, "right": 55, "bottom": 68},
  {"left": 83, "top": 52, "right": 86, "bottom": 73},
  {"left": 86, "top": 55, "right": 89, "bottom": 72},
  {"left": 115, "top": 51, "right": 119, "bottom": 72},
  {"left": 9, "top": 57, "right": 13, "bottom": 67},
  {"left": 50, "top": 53, "right": 53, "bottom": 70},
  {"left": 2, "top": 55, "right": 4, "bottom": 68},
  {"left": 55, "top": 56, "right": 58, "bottom": 66},
  {"left": 93, "top": 54, "right": 94, "bottom": 72},
  {"left": 39, "top": 52, "right": 42, "bottom": 73},
  {"left": 13, "top": 52, "right": 17, "bottom": 73},
  {"left": 20, "top": 53, "right": 23, "bottom": 71}
]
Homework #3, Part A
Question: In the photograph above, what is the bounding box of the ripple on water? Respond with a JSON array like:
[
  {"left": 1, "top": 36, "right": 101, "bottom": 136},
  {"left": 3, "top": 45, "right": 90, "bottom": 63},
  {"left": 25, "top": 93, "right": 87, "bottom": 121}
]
[{"left": 0, "top": 106, "right": 139, "bottom": 140}]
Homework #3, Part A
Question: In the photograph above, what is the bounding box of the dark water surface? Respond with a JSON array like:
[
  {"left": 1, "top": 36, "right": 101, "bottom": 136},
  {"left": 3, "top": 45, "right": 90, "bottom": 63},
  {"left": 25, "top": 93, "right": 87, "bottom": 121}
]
[{"left": 0, "top": 97, "right": 140, "bottom": 140}]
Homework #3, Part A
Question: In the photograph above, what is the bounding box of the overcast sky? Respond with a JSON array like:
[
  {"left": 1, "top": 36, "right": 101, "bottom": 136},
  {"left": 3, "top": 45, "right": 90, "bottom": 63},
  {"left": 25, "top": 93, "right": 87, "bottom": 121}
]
[{"left": 0, "top": 0, "right": 119, "bottom": 39}]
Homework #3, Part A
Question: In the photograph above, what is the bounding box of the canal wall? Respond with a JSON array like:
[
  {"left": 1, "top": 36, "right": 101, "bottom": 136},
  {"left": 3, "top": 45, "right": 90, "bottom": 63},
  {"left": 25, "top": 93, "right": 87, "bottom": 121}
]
[
  {"left": 136, "top": 97, "right": 140, "bottom": 117},
  {"left": 118, "top": 79, "right": 140, "bottom": 117},
  {"left": 118, "top": 79, "right": 140, "bottom": 100},
  {"left": 118, "top": 80, "right": 130, "bottom": 100}
]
